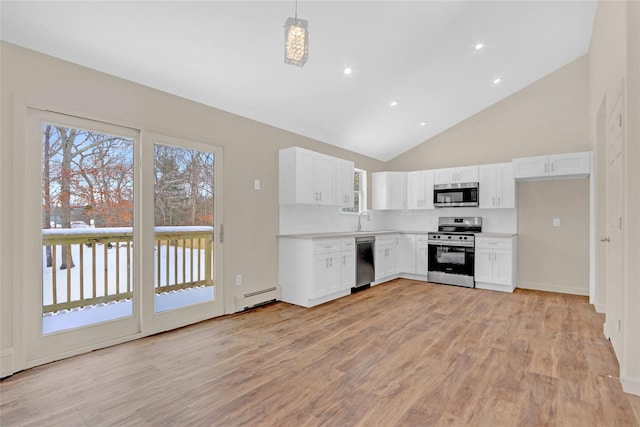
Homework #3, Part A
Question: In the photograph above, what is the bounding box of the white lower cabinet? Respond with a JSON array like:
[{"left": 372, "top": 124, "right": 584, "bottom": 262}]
[
  {"left": 398, "top": 234, "right": 416, "bottom": 274},
  {"left": 340, "top": 238, "right": 356, "bottom": 290},
  {"left": 416, "top": 235, "right": 429, "bottom": 276},
  {"left": 375, "top": 235, "right": 398, "bottom": 280},
  {"left": 280, "top": 237, "right": 352, "bottom": 307},
  {"left": 313, "top": 251, "right": 340, "bottom": 297},
  {"left": 474, "top": 236, "right": 517, "bottom": 293}
]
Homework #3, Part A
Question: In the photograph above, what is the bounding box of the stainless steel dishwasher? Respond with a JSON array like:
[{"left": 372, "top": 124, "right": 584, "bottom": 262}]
[{"left": 354, "top": 236, "right": 375, "bottom": 291}]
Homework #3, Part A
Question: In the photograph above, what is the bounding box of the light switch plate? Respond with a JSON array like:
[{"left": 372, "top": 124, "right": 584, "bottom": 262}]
[
  {"left": 553, "top": 218, "right": 561, "bottom": 227},
  {"left": 254, "top": 179, "right": 260, "bottom": 190}
]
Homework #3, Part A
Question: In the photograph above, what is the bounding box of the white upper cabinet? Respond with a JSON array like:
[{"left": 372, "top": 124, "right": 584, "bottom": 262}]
[
  {"left": 336, "top": 159, "right": 355, "bottom": 208},
  {"left": 372, "top": 172, "right": 407, "bottom": 210},
  {"left": 407, "top": 170, "right": 434, "bottom": 210},
  {"left": 479, "top": 162, "right": 515, "bottom": 209},
  {"left": 512, "top": 151, "right": 591, "bottom": 180},
  {"left": 434, "top": 165, "right": 479, "bottom": 185},
  {"left": 279, "top": 146, "right": 337, "bottom": 206}
]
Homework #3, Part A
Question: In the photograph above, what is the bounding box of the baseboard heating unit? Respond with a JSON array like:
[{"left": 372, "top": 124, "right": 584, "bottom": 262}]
[{"left": 236, "top": 286, "right": 281, "bottom": 311}]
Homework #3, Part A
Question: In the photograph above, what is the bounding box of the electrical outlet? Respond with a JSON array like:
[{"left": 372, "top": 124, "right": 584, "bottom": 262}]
[{"left": 235, "top": 274, "right": 242, "bottom": 286}]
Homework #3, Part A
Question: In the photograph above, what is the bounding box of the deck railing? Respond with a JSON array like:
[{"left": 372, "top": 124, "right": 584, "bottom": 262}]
[{"left": 42, "top": 226, "right": 214, "bottom": 313}]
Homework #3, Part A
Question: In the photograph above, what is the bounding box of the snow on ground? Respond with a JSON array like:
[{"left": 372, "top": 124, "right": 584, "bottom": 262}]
[{"left": 42, "top": 286, "right": 215, "bottom": 334}]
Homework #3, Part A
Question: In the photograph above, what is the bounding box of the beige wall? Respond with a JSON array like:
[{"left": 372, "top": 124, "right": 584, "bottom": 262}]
[
  {"left": 387, "top": 55, "right": 592, "bottom": 295},
  {"left": 516, "top": 180, "right": 590, "bottom": 294},
  {"left": 386, "top": 56, "right": 590, "bottom": 171},
  {"left": 589, "top": 0, "right": 640, "bottom": 394},
  {"left": 0, "top": 42, "right": 385, "bottom": 372}
]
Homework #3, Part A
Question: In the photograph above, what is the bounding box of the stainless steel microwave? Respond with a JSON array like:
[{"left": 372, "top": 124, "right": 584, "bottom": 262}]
[{"left": 433, "top": 182, "right": 479, "bottom": 208}]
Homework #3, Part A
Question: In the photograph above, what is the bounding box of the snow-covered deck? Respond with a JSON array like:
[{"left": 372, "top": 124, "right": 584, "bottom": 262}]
[
  {"left": 41, "top": 226, "right": 214, "bottom": 333},
  {"left": 42, "top": 286, "right": 214, "bottom": 334}
]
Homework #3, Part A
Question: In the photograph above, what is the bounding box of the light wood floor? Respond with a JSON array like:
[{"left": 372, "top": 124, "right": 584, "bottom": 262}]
[{"left": 2, "top": 279, "right": 639, "bottom": 426}]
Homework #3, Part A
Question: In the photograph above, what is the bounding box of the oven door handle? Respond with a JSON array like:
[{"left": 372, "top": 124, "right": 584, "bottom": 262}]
[{"left": 427, "top": 242, "right": 474, "bottom": 248}]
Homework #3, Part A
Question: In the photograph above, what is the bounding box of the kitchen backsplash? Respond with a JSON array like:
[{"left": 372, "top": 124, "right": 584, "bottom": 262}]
[
  {"left": 279, "top": 205, "right": 381, "bottom": 235},
  {"left": 280, "top": 204, "right": 516, "bottom": 235},
  {"left": 377, "top": 208, "right": 517, "bottom": 233}
]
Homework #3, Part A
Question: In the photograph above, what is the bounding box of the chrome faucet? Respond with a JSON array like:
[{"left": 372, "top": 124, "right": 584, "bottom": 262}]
[{"left": 357, "top": 211, "right": 371, "bottom": 232}]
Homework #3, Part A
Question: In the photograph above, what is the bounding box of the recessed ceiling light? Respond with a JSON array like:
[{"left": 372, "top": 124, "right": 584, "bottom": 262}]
[
  {"left": 343, "top": 67, "right": 352, "bottom": 75},
  {"left": 390, "top": 101, "right": 398, "bottom": 107},
  {"left": 475, "top": 43, "right": 485, "bottom": 50},
  {"left": 493, "top": 77, "right": 502, "bottom": 84},
  {"left": 420, "top": 121, "right": 427, "bottom": 127}
]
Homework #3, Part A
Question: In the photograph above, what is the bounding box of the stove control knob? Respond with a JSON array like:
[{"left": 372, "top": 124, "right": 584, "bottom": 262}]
[
  {"left": 463, "top": 236, "right": 468, "bottom": 240},
  {"left": 447, "top": 236, "right": 451, "bottom": 239}
]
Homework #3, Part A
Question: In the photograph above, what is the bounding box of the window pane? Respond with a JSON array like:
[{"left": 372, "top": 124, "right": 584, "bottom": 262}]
[
  {"left": 154, "top": 144, "right": 215, "bottom": 312},
  {"left": 342, "top": 169, "right": 366, "bottom": 214},
  {"left": 41, "top": 124, "right": 134, "bottom": 333}
]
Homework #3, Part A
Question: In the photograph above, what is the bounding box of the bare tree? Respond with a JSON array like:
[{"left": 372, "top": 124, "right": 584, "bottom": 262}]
[{"left": 43, "top": 126, "right": 132, "bottom": 269}]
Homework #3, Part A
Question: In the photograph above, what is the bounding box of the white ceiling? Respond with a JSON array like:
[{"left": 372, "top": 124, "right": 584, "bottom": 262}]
[{"left": 1, "top": 1, "right": 597, "bottom": 161}]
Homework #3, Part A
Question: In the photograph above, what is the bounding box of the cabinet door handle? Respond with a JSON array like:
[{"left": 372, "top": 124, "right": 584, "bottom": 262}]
[
  {"left": 319, "top": 191, "right": 322, "bottom": 201},
  {"left": 342, "top": 255, "right": 345, "bottom": 265},
  {"left": 551, "top": 162, "right": 555, "bottom": 173},
  {"left": 544, "top": 163, "right": 548, "bottom": 173}
]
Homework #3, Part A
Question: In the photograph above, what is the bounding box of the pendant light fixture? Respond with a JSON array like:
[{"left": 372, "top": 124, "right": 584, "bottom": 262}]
[{"left": 284, "top": 0, "right": 308, "bottom": 67}]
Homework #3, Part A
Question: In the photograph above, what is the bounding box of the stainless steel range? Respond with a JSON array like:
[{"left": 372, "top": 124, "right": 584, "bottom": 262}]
[{"left": 427, "top": 217, "right": 482, "bottom": 288}]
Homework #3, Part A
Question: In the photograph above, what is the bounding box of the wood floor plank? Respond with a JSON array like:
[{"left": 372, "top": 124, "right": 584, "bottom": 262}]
[{"left": 2, "top": 279, "right": 639, "bottom": 426}]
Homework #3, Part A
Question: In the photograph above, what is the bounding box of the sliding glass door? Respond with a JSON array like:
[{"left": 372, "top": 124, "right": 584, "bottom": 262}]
[
  {"left": 25, "top": 109, "right": 140, "bottom": 365},
  {"left": 148, "top": 133, "right": 224, "bottom": 326},
  {"left": 23, "top": 111, "right": 224, "bottom": 368}
]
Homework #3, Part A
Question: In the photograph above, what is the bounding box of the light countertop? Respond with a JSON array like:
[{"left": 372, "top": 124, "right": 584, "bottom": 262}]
[
  {"left": 278, "top": 230, "right": 399, "bottom": 239},
  {"left": 474, "top": 232, "right": 518, "bottom": 238},
  {"left": 279, "top": 230, "right": 517, "bottom": 239}
]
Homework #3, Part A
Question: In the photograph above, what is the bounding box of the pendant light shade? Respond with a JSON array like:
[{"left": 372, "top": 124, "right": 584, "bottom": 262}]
[{"left": 284, "top": 17, "right": 308, "bottom": 67}]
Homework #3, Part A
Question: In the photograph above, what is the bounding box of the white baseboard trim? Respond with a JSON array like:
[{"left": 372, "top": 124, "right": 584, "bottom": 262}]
[
  {"left": 517, "top": 281, "right": 589, "bottom": 296},
  {"left": 622, "top": 373, "right": 640, "bottom": 396},
  {"left": 594, "top": 302, "right": 606, "bottom": 313},
  {"left": 476, "top": 282, "right": 515, "bottom": 293},
  {"left": 397, "top": 273, "right": 429, "bottom": 282},
  {"left": 1, "top": 348, "right": 14, "bottom": 378}
]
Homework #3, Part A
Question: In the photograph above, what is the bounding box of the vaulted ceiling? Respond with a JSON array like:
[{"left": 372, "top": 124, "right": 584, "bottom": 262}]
[{"left": 1, "top": 1, "right": 597, "bottom": 161}]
